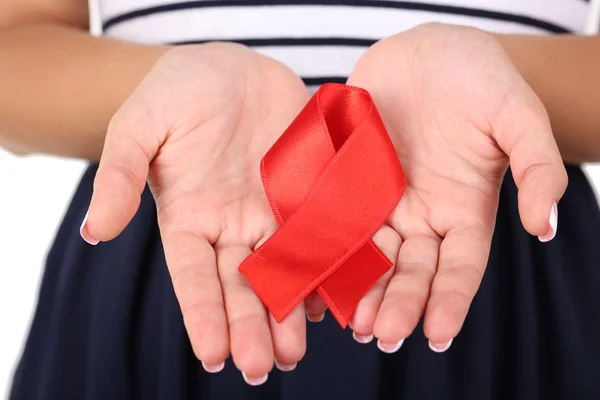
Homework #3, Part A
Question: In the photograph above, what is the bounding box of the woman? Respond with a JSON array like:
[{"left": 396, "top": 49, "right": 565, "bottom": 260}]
[{"left": 4, "top": 0, "right": 600, "bottom": 399}]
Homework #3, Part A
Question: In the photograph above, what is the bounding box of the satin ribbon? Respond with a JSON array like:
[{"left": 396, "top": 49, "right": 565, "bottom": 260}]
[{"left": 239, "top": 83, "right": 406, "bottom": 327}]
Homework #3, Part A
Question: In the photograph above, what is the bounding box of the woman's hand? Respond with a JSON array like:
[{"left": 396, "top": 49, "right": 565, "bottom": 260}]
[
  {"left": 80, "top": 43, "right": 310, "bottom": 384},
  {"left": 345, "top": 24, "right": 567, "bottom": 351}
]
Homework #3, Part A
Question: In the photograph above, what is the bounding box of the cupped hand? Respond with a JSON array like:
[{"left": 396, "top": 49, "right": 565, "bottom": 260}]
[
  {"left": 80, "top": 43, "right": 311, "bottom": 383},
  {"left": 343, "top": 23, "right": 567, "bottom": 352}
]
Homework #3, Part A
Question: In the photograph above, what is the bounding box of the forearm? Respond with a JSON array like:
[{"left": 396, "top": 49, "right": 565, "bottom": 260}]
[
  {"left": 495, "top": 34, "right": 600, "bottom": 163},
  {"left": 0, "top": 23, "right": 169, "bottom": 160}
]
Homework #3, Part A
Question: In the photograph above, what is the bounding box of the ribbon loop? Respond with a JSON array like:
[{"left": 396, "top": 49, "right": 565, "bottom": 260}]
[{"left": 239, "top": 83, "right": 406, "bottom": 327}]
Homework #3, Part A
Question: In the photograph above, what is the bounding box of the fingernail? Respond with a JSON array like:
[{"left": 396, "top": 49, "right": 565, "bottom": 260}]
[
  {"left": 377, "top": 338, "right": 404, "bottom": 353},
  {"left": 202, "top": 361, "right": 225, "bottom": 373},
  {"left": 352, "top": 331, "right": 374, "bottom": 344},
  {"left": 307, "top": 313, "right": 324, "bottom": 323},
  {"left": 429, "top": 338, "right": 453, "bottom": 353},
  {"left": 242, "top": 371, "right": 268, "bottom": 386},
  {"left": 538, "top": 202, "right": 558, "bottom": 243},
  {"left": 275, "top": 361, "right": 297, "bottom": 372},
  {"left": 80, "top": 211, "right": 99, "bottom": 245}
]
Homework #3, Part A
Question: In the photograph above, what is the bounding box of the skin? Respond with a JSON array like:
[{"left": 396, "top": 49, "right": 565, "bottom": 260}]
[
  {"left": 495, "top": 33, "right": 600, "bottom": 163},
  {"left": 346, "top": 24, "right": 566, "bottom": 351},
  {"left": 0, "top": 0, "right": 596, "bottom": 386},
  {"left": 0, "top": 1, "right": 169, "bottom": 159},
  {"left": 85, "top": 43, "right": 312, "bottom": 383}
]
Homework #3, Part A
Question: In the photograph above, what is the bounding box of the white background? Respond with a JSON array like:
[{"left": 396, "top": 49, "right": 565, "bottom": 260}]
[{"left": 2, "top": 2, "right": 600, "bottom": 399}]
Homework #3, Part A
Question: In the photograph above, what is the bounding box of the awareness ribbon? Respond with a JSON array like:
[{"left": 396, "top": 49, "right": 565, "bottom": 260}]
[{"left": 239, "top": 83, "right": 406, "bottom": 328}]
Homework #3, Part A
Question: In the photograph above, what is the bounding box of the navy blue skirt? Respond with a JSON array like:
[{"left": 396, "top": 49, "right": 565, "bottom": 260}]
[{"left": 10, "top": 164, "right": 600, "bottom": 400}]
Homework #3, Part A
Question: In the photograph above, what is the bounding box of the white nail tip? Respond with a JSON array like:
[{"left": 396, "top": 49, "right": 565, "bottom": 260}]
[
  {"left": 80, "top": 211, "right": 99, "bottom": 245},
  {"left": 538, "top": 202, "right": 558, "bottom": 243},
  {"left": 377, "top": 338, "right": 405, "bottom": 353},
  {"left": 352, "top": 331, "right": 374, "bottom": 344},
  {"left": 242, "top": 371, "right": 269, "bottom": 386},
  {"left": 429, "top": 338, "right": 454, "bottom": 353},
  {"left": 275, "top": 361, "right": 297, "bottom": 372},
  {"left": 202, "top": 361, "right": 225, "bottom": 373}
]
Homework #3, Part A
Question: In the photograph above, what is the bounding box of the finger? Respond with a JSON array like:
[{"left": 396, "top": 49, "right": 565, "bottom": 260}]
[
  {"left": 82, "top": 101, "right": 163, "bottom": 244},
  {"left": 218, "top": 245, "right": 274, "bottom": 385},
  {"left": 270, "top": 303, "right": 306, "bottom": 372},
  {"left": 304, "top": 292, "right": 327, "bottom": 322},
  {"left": 493, "top": 87, "right": 567, "bottom": 240},
  {"left": 423, "top": 225, "right": 491, "bottom": 352},
  {"left": 350, "top": 225, "right": 401, "bottom": 344},
  {"left": 373, "top": 236, "right": 438, "bottom": 353},
  {"left": 162, "top": 231, "right": 229, "bottom": 371}
]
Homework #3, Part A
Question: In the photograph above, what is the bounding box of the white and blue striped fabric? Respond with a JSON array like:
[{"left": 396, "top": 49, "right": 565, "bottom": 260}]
[{"left": 97, "top": 0, "right": 591, "bottom": 89}]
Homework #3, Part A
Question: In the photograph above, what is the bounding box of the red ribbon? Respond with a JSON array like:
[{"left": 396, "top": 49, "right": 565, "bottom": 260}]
[{"left": 239, "top": 83, "right": 406, "bottom": 328}]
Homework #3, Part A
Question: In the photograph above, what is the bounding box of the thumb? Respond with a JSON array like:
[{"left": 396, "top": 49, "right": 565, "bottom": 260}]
[
  {"left": 493, "top": 89, "right": 567, "bottom": 242},
  {"left": 80, "top": 100, "right": 163, "bottom": 244}
]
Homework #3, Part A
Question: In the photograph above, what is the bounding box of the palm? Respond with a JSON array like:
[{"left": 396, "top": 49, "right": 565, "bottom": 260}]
[
  {"left": 85, "top": 43, "right": 311, "bottom": 382},
  {"left": 148, "top": 48, "right": 284, "bottom": 252},
  {"left": 346, "top": 24, "right": 566, "bottom": 351},
  {"left": 381, "top": 38, "right": 509, "bottom": 250}
]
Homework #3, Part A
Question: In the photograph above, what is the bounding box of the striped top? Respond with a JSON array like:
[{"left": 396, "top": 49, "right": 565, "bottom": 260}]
[{"left": 98, "top": 0, "right": 590, "bottom": 88}]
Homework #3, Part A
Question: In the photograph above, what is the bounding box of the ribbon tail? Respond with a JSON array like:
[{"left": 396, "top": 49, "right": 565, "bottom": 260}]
[{"left": 317, "top": 240, "right": 393, "bottom": 328}]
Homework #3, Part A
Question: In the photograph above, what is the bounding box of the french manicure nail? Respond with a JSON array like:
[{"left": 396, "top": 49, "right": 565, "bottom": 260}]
[
  {"left": 353, "top": 331, "right": 374, "bottom": 344},
  {"left": 275, "top": 361, "right": 297, "bottom": 372},
  {"left": 429, "top": 338, "right": 454, "bottom": 353},
  {"left": 242, "top": 371, "right": 269, "bottom": 386},
  {"left": 538, "top": 202, "right": 558, "bottom": 243},
  {"left": 80, "top": 211, "right": 99, "bottom": 245},
  {"left": 307, "top": 313, "right": 324, "bottom": 323},
  {"left": 202, "top": 361, "right": 225, "bottom": 373},
  {"left": 377, "top": 338, "right": 405, "bottom": 353}
]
